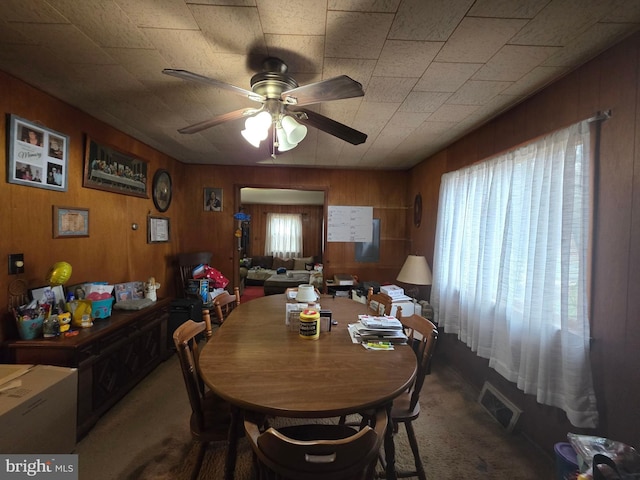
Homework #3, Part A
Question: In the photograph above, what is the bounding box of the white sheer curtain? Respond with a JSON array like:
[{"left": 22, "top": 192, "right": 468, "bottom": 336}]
[
  {"left": 431, "top": 120, "right": 598, "bottom": 428},
  {"left": 265, "top": 213, "right": 303, "bottom": 258}
]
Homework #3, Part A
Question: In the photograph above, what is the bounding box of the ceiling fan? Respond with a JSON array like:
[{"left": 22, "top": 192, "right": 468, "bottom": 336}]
[{"left": 162, "top": 57, "right": 367, "bottom": 152}]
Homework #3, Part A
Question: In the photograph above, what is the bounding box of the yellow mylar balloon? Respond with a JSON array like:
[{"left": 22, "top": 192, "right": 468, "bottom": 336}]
[{"left": 47, "top": 261, "right": 72, "bottom": 286}]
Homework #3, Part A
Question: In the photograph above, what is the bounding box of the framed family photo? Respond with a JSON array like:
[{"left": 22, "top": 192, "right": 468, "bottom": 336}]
[
  {"left": 83, "top": 136, "right": 149, "bottom": 198},
  {"left": 6, "top": 114, "right": 69, "bottom": 192},
  {"left": 204, "top": 187, "right": 223, "bottom": 212}
]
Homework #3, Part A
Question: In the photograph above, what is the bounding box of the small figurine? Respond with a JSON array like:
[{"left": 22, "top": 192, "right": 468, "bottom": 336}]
[
  {"left": 145, "top": 276, "right": 161, "bottom": 302},
  {"left": 58, "top": 312, "right": 71, "bottom": 333}
]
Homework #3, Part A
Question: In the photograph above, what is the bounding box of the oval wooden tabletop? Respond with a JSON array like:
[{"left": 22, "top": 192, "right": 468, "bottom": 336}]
[{"left": 198, "top": 294, "right": 417, "bottom": 418}]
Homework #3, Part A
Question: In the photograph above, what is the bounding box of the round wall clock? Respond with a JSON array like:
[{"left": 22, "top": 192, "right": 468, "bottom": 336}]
[
  {"left": 413, "top": 193, "right": 422, "bottom": 228},
  {"left": 152, "top": 169, "right": 172, "bottom": 212}
]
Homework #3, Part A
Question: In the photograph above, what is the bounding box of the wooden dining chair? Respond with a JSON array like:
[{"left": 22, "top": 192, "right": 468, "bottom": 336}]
[
  {"left": 173, "top": 320, "right": 238, "bottom": 480},
  {"left": 378, "top": 312, "right": 438, "bottom": 480},
  {"left": 177, "top": 251, "right": 213, "bottom": 297},
  {"left": 211, "top": 287, "right": 241, "bottom": 329},
  {"left": 244, "top": 407, "right": 388, "bottom": 480},
  {"left": 366, "top": 287, "right": 393, "bottom": 315}
]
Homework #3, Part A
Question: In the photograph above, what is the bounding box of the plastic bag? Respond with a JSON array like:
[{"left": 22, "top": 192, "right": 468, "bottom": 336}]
[{"left": 568, "top": 434, "right": 640, "bottom": 479}]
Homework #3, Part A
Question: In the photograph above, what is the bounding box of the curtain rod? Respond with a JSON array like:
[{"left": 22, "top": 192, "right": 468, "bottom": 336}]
[{"left": 588, "top": 110, "right": 611, "bottom": 123}]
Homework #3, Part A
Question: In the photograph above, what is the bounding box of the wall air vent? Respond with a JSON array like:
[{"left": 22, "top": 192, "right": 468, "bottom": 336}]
[{"left": 478, "top": 382, "right": 522, "bottom": 433}]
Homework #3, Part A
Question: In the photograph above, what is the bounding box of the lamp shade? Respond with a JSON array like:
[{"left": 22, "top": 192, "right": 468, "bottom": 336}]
[
  {"left": 281, "top": 115, "right": 307, "bottom": 144},
  {"left": 276, "top": 126, "right": 297, "bottom": 152},
  {"left": 396, "top": 255, "right": 432, "bottom": 285}
]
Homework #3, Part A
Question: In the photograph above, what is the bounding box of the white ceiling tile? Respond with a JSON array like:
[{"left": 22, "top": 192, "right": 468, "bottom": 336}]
[
  {"left": 447, "top": 80, "right": 511, "bottom": 105},
  {"left": 473, "top": 45, "right": 560, "bottom": 82},
  {"left": 435, "top": 17, "right": 528, "bottom": 63},
  {"left": 0, "top": 0, "right": 68, "bottom": 22},
  {"left": 428, "top": 104, "right": 479, "bottom": 122},
  {"left": 1, "top": 0, "right": 638, "bottom": 168},
  {"left": 468, "top": 0, "right": 548, "bottom": 19},
  {"left": 389, "top": 0, "right": 474, "bottom": 41},
  {"left": 189, "top": 5, "right": 263, "bottom": 54},
  {"left": 414, "top": 62, "right": 482, "bottom": 92},
  {"left": 322, "top": 58, "right": 376, "bottom": 88},
  {"left": 399, "top": 91, "right": 451, "bottom": 113},
  {"left": 11, "top": 23, "right": 116, "bottom": 65},
  {"left": 325, "top": 11, "right": 394, "bottom": 58},
  {"left": 389, "top": 111, "right": 431, "bottom": 129},
  {"left": 264, "top": 34, "right": 325, "bottom": 73},
  {"left": 364, "top": 77, "right": 417, "bottom": 103},
  {"left": 47, "top": 0, "right": 154, "bottom": 49},
  {"left": 0, "top": 19, "right": 39, "bottom": 45},
  {"left": 502, "top": 66, "right": 569, "bottom": 96},
  {"left": 116, "top": 0, "right": 199, "bottom": 29},
  {"left": 510, "top": 0, "right": 615, "bottom": 46},
  {"left": 258, "top": 0, "right": 325, "bottom": 35},
  {"left": 328, "top": 0, "right": 400, "bottom": 13},
  {"left": 373, "top": 40, "right": 443, "bottom": 77}
]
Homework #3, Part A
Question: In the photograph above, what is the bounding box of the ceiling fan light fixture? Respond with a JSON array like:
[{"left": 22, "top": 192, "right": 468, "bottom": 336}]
[
  {"left": 281, "top": 115, "right": 307, "bottom": 144},
  {"left": 276, "top": 126, "right": 297, "bottom": 152},
  {"left": 241, "top": 128, "right": 262, "bottom": 148}
]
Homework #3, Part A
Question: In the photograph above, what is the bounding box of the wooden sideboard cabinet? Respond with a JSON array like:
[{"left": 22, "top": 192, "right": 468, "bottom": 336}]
[{"left": 4, "top": 297, "right": 171, "bottom": 440}]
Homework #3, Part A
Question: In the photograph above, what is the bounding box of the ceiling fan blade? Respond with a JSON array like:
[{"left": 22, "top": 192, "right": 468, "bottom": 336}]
[
  {"left": 293, "top": 108, "right": 367, "bottom": 145},
  {"left": 282, "top": 76, "right": 364, "bottom": 106},
  {"left": 163, "top": 69, "right": 265, "bottom": 102},
  {"left": 178, "top": 108, "right": 258, "bottom": 134}
]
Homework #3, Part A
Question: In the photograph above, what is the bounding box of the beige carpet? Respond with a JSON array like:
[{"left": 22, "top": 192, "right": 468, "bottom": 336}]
[{"left": 99, "top": 357, "right": 555, "bottom": 480}]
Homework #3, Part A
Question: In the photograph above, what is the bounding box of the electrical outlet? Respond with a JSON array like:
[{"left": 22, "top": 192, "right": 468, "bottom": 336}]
[{"left": 8, "top": 253, "right": 24, "bottom": 275}]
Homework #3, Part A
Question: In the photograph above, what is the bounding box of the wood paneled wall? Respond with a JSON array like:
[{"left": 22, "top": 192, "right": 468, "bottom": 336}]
[
  {"left": 0, "top": 69, "right": 409, "bottom": 343},
  {"left": 241, "top": 203, "right": 323, "bottom": 259},
  {"left": 409, "top": 32, "right": 640, "bottom": 452}
]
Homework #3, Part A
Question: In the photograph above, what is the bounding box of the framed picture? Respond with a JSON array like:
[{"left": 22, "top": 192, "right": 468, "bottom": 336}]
[
  {"left": 29, "top": 285, "right": 65, "bottom": 306},
  {"left": 6, "top": 114, "right": 69, "bottom": 191},
  {"left": 204, "top": 187, "right": 223, "bottom": 212},
  {"left": 147, "top": 215, "right": 170, "bottom": 243},
  {"left": 83, "top": 136, "right": 149, "bottom": 198},
  {"left": 53, "top": 206, "right": 90, "bottom": 238}
]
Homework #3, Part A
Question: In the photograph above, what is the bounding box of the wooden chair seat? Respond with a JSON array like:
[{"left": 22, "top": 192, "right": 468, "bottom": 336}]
[{"left": 245, "top": 407, "right": 387, "bottom": 480}]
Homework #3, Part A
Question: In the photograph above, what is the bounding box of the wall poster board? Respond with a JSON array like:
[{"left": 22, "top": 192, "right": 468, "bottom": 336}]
[
  {"left": 327, "top": 206, "right": 373, "bottom": 242},
  {"left": 355, "top": 219, "right": 380, "bottom": 262}
]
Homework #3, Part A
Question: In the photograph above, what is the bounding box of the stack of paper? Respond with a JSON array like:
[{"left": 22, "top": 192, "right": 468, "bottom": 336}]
[
  {"left": 348, "top": 315, "right": 408, "bottom": 344},
  {"left": 380, "top": 285, "right": 413, "bottom": 302}
]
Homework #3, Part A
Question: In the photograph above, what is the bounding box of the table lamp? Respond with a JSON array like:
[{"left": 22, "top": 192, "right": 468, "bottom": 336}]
[{"left": 396, "top": 255, "right": 432, "bottom": 300}]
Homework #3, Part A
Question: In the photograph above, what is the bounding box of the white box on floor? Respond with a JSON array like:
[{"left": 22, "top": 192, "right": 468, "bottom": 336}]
[{"left": 0, "top": 364, "right": 77, "bottom": 454}]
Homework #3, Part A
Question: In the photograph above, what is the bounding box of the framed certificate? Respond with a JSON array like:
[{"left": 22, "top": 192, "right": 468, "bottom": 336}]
[{"left": 147, "top": 215, "right": 170, "bottom": 243}]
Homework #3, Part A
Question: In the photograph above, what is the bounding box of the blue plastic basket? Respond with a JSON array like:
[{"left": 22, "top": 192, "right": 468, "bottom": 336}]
[
  {"left": 91, "top": 297, "right": 114, "bottom": 319},
  {"left": 17, "top": 317, "right": 44, "bottom": 340}
]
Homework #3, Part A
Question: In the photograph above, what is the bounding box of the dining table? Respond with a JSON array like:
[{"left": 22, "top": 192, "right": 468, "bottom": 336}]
[{"left": 198, "top": 293, "right": 418, "bottom": 480}]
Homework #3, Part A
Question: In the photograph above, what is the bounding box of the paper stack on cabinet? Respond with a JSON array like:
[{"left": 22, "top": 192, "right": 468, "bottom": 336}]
[
  {"left": 333, "top": 274, "right": 355, "bottom": 285},
  {"left": 381, "top": 284, "right": 413, "bottom": 302}
]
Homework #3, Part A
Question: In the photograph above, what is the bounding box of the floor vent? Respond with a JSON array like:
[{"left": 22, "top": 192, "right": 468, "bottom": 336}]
[{"left": 478, "top": 382, "right": 522, "bottom": 433}]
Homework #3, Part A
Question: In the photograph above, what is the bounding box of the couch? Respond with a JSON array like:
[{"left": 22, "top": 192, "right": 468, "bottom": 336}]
[{"left": 242, "top": 255, "right": 323, "bottom": 291}]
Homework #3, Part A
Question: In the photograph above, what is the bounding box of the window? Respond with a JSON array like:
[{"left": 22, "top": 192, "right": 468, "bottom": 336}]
[
  {"left": 265, "top": 213, "right": 302, "bottom": 258},
  {"left": 431, "top": 120, "right": 598, "bottom": 428}
]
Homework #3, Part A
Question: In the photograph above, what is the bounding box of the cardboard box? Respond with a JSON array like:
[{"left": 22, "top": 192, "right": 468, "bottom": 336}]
[
  {"left": 0, "top": 365, "right": 78, "bottom": 454},
  {"left": 333, "top": 274, "right": 354, "bottom": 286}
]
